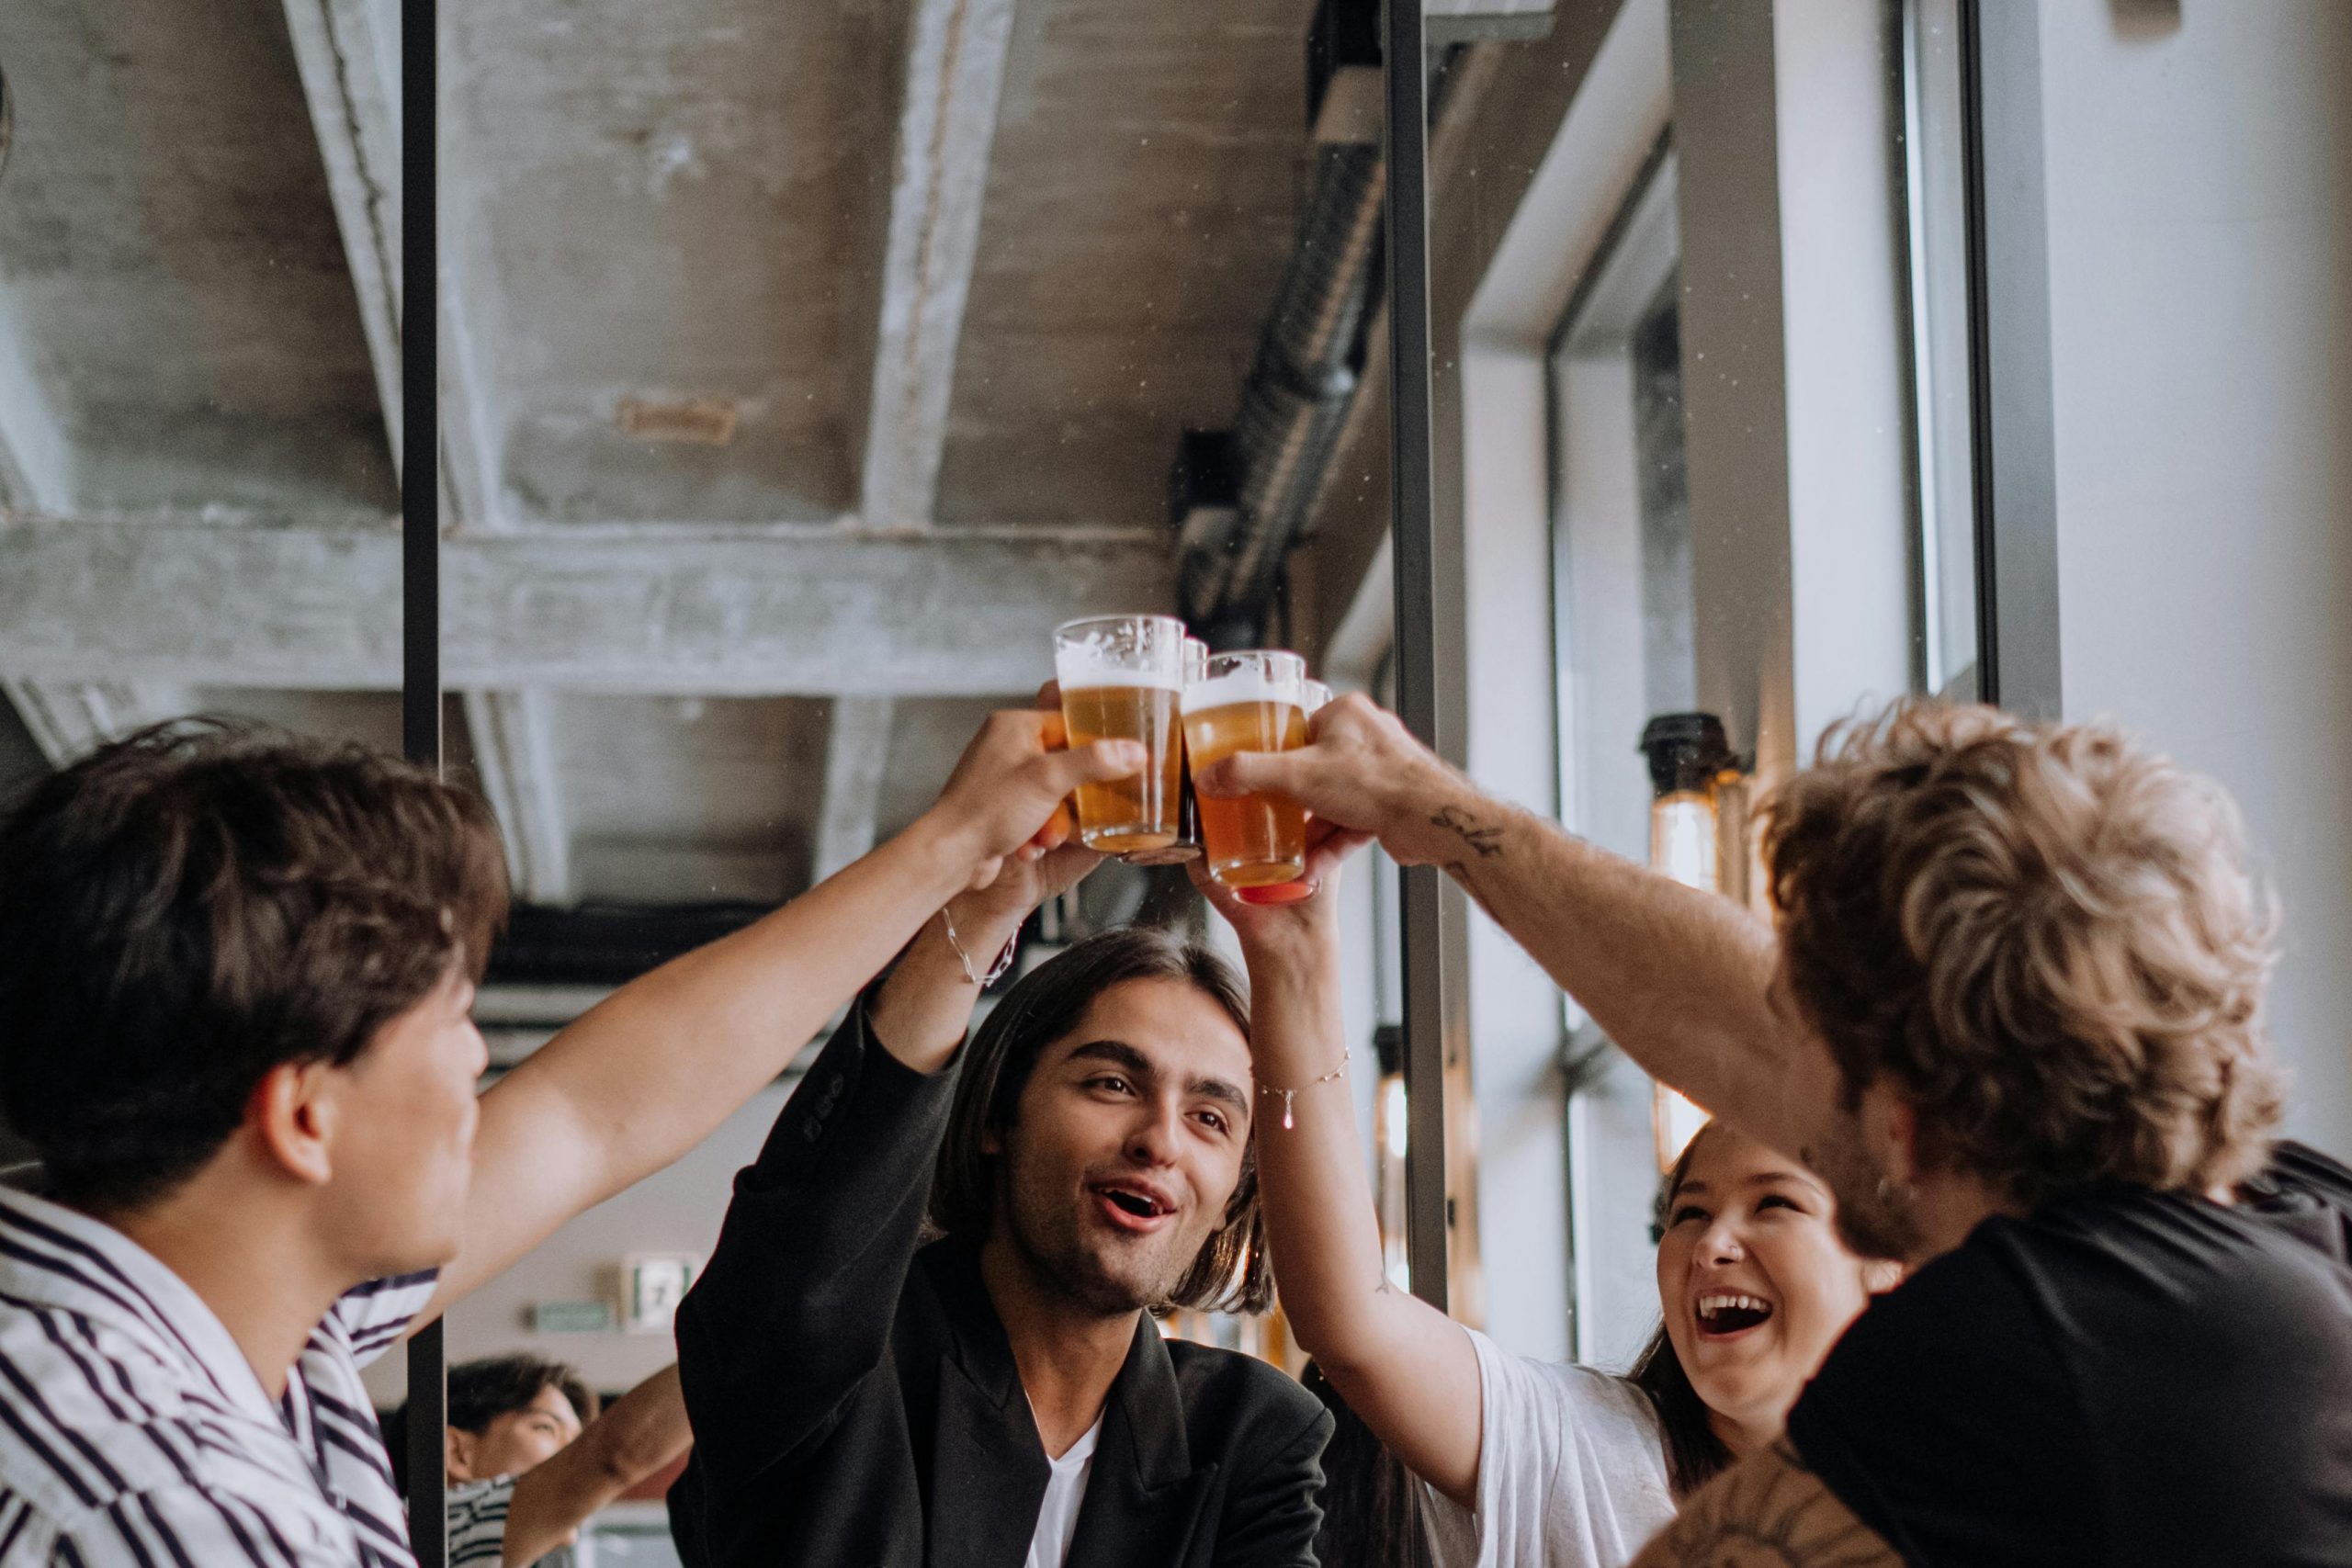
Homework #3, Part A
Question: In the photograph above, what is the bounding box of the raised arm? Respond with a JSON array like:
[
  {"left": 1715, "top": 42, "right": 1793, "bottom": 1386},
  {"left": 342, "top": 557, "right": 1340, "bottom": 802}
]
[
  {"left": 1193, "top": 840, "right": 1483, "bottom": 1509},
  {"left": 422, "top": 710, "right": 1140, "bottom": 1322},
  {"left": 672, "top": 827, "right": 1096, "bottom": 1498},
  {"left": 1193, "top": 695, "right": 1828, "bottom": 1167},
  {"left": 503, "top": 1364, "right": 691, "bottom": 1568}
]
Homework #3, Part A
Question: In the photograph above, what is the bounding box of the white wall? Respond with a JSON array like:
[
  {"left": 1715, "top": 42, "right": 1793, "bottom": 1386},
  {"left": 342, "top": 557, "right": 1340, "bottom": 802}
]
[
  {"left": 364, "top": 1083, "right": 794, "bottom": 1408},
  {"left": 1457, "top": 345, "right": 1573, "bottom": 1363},
  {"left": 1451, "top": 0, "right": 1673, "bottom": 1366},
  {"left": 1676, "top": 0, "right": 1914, "bottom": 783},
  {"left": 2039, "top": 0, "right": 2352, "bottom": 1156},
  {"left": 1774, "top": 0, "right": 1915, "bottom": 754}
]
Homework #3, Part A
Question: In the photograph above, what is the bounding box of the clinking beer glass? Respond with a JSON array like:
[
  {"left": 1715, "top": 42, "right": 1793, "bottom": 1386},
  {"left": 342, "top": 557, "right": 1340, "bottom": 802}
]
[
  {"left": 1053, "top": 615, "right": 1187, "bottom": 855},
  {"left": 1183, "top": 650, "right": 1311, "bottom": 888}
]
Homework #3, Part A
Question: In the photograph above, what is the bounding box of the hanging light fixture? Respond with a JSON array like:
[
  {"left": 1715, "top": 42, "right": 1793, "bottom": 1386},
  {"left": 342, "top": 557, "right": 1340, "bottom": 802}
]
[{"left": 1639, "top": 713, "right": 1747, "bottom": 1171}]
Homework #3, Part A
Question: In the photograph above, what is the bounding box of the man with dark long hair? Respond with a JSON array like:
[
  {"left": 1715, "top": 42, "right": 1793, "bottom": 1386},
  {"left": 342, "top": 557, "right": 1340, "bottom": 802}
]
[
  {"left": 0, "top": 710, "right": 1125, "bottom": 1565},
  {"left": 668, "top": 905, "right": 1331, "bottom": 1567}
]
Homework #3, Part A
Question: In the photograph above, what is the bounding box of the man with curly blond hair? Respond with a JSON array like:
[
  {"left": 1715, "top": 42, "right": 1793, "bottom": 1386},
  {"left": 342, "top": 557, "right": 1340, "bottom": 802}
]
[{"left": 1204, "top": 694, "right": 2352, "bottom": 1565}]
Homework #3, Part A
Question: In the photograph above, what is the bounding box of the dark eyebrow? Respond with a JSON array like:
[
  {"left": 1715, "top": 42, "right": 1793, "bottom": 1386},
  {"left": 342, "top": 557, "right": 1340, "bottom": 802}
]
[
  {"left": 1188, "top": 1075, "right": 1250, "bottom": 1116},
  {"left": 1066, "top": 1040, "right": 1155, "bottom": 1079},
  {"left": 1065, "top": 1041, "right": 1250, "bottom": 1121}
]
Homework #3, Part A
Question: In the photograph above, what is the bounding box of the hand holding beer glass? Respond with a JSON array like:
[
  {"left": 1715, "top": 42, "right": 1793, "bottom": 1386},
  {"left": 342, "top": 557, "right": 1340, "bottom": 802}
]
[
  {"left": 1053, "top": 615, "right": 1187, "bottom": 855},
  {"left": 1183, "top": 650, "right": 1312, "bottom": 888}
]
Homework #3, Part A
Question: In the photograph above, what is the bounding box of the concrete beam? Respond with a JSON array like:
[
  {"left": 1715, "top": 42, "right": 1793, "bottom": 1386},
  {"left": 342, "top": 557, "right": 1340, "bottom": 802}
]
[
  {"left": 860, "top": 0, "right": 1019, "bottom": 526},
  {"left": 462, "top": 689, "right": 573, "bottom": 905},
  {"left": 0, "top": 518, "right": 1173, "bottom": 696},
  {"left": 280, "top": 0, "right": 402, "bottom": 456},
  {"left": 282, "top": 0, "right": 498, "bottom": 528},
  {"left": 811, "top": 696, "right": 896, "bottom": 883},
  {"left": 0, "top": 323, "right": 165, "bottom": 771},
  {"left": 0, "top": 681, "right": 184, "bottom": 767}
]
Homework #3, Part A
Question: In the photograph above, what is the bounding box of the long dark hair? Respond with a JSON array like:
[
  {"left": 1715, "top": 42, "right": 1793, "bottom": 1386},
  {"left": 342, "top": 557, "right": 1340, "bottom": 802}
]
[
  {"left": 1628, "top": 1124, "right": 1732, "bottom": 1498},
  {"left": 926, "top": 925, "right": 1271, "bottom": 1313}
]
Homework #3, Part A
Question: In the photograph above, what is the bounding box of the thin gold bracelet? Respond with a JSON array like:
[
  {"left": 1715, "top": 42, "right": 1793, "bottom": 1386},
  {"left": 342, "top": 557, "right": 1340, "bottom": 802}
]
[{"left": 1259, "top": 1046, "right": 1350, "bottom": 1130}]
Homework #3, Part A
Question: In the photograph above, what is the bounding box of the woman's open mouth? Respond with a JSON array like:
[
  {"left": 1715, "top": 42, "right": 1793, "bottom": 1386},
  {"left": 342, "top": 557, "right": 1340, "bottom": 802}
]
[{"left": 1695, "top": 1292, "right": 1775, "bottom": 1338}]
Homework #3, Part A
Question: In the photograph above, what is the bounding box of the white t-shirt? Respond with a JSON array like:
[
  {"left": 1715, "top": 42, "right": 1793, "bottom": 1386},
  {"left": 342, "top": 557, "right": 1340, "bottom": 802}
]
[
  {"left": 1419, "top": 1326, "right": 1678, "bottom": 1568},
  {"left": 1024, "top": 1412, "right": 1106, "bottom": 1568}
]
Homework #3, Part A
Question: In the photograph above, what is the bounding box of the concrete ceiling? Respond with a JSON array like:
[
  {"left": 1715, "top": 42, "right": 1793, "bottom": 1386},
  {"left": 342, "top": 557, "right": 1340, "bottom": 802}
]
[{"left": 0, "top": 0, "right": 1319, "bottom": 933}]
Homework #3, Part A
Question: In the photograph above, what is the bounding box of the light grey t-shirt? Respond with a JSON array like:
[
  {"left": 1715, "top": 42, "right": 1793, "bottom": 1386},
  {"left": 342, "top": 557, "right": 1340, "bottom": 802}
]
[{"left": 1419, "top": 1327, "right": 1677, "bottom": 1568}]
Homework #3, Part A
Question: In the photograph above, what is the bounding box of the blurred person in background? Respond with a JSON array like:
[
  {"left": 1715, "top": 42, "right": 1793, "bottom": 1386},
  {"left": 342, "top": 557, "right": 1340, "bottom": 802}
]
[
  {"left": 424, "top": 1354, "right": 688, "bottom": 1568},
  {"left": 1199, "top": 695, "right": 2352, "bottom": 1566}
]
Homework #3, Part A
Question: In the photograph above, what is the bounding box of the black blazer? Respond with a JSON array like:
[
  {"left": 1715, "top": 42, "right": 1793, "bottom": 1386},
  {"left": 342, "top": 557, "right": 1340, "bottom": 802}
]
[{"left": 670, "top": 999, "right": 1333, "bottom": 1568}]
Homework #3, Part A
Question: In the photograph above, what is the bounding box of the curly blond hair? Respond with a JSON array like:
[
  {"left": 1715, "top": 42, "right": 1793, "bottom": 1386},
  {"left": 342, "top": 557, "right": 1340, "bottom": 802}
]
[{"left": 1764, "top": 700, "right": 2282, "bottom": 1207}]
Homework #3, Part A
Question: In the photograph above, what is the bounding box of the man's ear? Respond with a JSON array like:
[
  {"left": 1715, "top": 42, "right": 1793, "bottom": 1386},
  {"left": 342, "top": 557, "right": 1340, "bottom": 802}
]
[
  {"left": 248, "top": 1060, "right": 337, "bottom": 1188},
  {"left": 1879, "top": 1090, "right": 1924, "bottom": 1189},
  {"left": 444, "top": 1424, "right": 475, "bottom": 1483}
]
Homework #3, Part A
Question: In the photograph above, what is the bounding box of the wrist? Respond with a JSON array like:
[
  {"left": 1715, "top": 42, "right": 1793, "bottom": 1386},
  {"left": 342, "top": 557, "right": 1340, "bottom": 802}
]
[
  {"left": 909, "top": 803, "right": 995, "bottom": 892},
  {"left": 942, "top": 889, "right": 1028, "bottom": 964},
  {"left": 1237, "top": 912, "right": 1338, "bottom": 985},
  {"left": 1388, "top": 763, "right": 1494, "bottom": 866}
]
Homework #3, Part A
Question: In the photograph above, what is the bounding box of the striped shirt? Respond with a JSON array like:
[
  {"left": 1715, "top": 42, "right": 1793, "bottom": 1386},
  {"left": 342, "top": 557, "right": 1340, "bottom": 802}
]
[
  {"left": 0, "top": 1186, "right": 435, "bottom": 1566},
  {"left": 446, "top": 1478, "right": 576, "bottom": 1568}
]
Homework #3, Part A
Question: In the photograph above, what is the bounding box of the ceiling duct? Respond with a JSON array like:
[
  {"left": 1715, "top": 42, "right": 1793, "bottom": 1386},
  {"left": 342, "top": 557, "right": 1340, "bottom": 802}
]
[{"left": 1177, "top": 1, "right": 1385, "bottom": 648}]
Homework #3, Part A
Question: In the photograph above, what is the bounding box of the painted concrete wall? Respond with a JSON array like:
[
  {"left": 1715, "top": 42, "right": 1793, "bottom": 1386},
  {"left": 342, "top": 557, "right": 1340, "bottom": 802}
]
[
  {"left": 364, "top": 1084, "right": 792, "bottom": 1408},
  {"left": 2038, "top": 1, "right": 2352, "bottom": 1156}
]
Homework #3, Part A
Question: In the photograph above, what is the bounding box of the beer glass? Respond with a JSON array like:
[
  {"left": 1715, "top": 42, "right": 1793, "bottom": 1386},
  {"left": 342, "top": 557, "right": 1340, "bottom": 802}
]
[
  {"left": 1125, "top": 637, "right": 1209, "bottom": 865},
  {"left": 1229, "top": 679, "right": 1332, "bottom": 904},
  {"left": 1183, "top": 650, "right": 1310, "bottom": 888},
  {"left": 1054, "top": 615, "right": 1186, "bottom": 854}
]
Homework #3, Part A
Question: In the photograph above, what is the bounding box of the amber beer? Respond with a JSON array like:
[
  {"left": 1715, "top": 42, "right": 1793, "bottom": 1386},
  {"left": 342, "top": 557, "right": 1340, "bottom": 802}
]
[
  {"left": 1054, "top": 615, "right": 1187, "bottom": 854},
  {"left": 1183, "top": 651, "right": 1310, "bottom": 888},
  {"left": 1123, "top": 639, "right": 1211, "bottom": 866}
]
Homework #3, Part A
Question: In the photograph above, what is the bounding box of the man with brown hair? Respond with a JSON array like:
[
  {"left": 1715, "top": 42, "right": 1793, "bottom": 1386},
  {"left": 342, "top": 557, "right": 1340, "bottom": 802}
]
[
  {"left": 0, "top": 711, "right": 1135, "bottom": 1566},
  {"left": 428, "top": 1355, "right": 687, "bottom": 1568},
  {"left": 668, "top": 913, "right": 1331, "bottom": 1568},
  {"left": 1203, "top": 695, "right": 2352, "bottom": 1565}
]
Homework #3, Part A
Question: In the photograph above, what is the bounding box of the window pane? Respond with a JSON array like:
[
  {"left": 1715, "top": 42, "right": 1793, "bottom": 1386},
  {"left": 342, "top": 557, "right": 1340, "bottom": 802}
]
[{"left": 1905, "top": 0, "right": 1981, "bottom": 698}]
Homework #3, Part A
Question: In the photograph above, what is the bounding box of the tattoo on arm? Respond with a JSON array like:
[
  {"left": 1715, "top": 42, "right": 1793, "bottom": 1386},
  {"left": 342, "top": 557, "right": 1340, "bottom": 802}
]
[
  {"left": 1629, "top": 1439, "right": 1903, "bottom": 1568},
  {"left": 1429, "top": 805, "right": 1507, "bottom": 859}
]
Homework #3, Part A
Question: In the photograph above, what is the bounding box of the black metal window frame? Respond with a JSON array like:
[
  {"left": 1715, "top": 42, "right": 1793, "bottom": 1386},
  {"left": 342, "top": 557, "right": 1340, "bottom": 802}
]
[{"left": 401, "top": 1, "right": 445, "bottom": 1560}]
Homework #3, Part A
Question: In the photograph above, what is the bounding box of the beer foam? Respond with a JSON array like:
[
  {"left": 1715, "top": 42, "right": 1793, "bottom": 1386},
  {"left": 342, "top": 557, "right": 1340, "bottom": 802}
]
[
  {"left": 1182, "top": 671, "right": 1306, "bottom": 713},
  {"left": 1055, "top": 653, "right": 1182, "bottom": 692}
]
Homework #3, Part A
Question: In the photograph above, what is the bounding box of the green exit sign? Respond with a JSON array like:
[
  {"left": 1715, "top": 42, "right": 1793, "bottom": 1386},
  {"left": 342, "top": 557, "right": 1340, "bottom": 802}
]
[{"left": 532, "top": 1300, "right": 615, "bottom": 1334}]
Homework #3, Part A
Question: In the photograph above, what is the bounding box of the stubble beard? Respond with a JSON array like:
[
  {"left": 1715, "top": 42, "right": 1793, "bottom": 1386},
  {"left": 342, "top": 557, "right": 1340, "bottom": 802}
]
[
  {"left": 1002, "top": 1158, "right": 1202, "bottom": 1318},
  {"left": 1811, "top": 1113, "right": 1929, "bottom": 1265}
]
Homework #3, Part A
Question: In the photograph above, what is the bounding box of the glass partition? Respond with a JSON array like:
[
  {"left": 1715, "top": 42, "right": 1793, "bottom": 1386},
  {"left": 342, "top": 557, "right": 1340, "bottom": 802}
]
[
  {"left": 423, "top": 0, "right": 1340, "bottom": 1556},
  {"left": 2, "top": 0, "right": 1999, "bottom": 1561}
]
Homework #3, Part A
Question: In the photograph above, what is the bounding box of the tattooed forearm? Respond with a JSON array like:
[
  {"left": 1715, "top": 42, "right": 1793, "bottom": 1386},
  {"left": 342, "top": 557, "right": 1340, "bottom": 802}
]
[
  {"left": 1629, "top": 1440, "right": 1902, "bottom": 1568},
  {"left": 1429, "top": 804, "right": 1508, "bottom": 859}
]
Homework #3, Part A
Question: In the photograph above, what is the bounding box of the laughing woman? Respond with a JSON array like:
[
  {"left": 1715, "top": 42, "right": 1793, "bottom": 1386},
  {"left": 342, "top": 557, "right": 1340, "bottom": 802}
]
[{"left": 1201, "top": 840, "right": 1894, "bottom": 1567}]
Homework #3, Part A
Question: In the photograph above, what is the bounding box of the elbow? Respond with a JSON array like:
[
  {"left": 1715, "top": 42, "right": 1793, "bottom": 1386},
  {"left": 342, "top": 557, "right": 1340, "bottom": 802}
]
[
  {"left": 1289, "top": 1312, "right": 1382, "bottom": 1392},
  {"left": 594, "top": 1432, "right": 673, "bottom": 1493}
]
